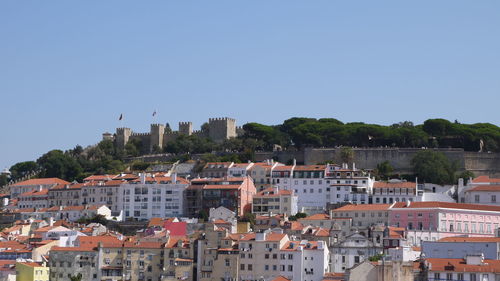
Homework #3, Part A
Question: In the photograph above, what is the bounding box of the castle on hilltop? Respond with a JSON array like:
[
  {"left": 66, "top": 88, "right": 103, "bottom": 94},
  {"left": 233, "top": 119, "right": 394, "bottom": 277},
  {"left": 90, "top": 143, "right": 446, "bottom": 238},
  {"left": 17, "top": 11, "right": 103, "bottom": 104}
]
[{"left": 103, "top": 117, "right": 243, "bottom": 153}]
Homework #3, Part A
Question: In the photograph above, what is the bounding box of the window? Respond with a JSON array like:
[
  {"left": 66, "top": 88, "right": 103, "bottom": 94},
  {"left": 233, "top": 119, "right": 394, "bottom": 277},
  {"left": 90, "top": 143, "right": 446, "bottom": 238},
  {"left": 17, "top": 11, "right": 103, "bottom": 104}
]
[
  {"left": 492, "top": 195, "right": 497, "bottom": 203},
  {"left": 225, "top": 259, "right": 230, "bottom": 267},
  {"left": 248, "top": 264, "right": 252, "bottom": 270},
  {"left": 434, "top": 273, "right": 440, "bottom": 280},
  {"left": 272, "top": 265, "right": 277, "bottom": 271},
  {"left": 265, "top": 254, "right": 269, "bottom": 259},
  {"left": 446, "top": 273, "right": 452, "bottom": 280},
  {"left": 457, "top": 273, "right": 464, "bottom": 281},
  {"left": 354, "top": 256, "right": 360, "bottom": 263},
  {"left": 288, "top": 265, "right": 293, "bottom": 272},
  {"left": 240, "top": 264, "right": 245, "bottom": 270},
  {"left": 288, "top": 254, "right": 293, "bottom": 260},
  {"left": 470, "top": 273, "right": 476, "bottom": 281},
  {"left": 475, "top": 195, "right": 480, "bottom": 203},
  {"left": 265, "top": 265, "right": 269, "bottom": 271}
]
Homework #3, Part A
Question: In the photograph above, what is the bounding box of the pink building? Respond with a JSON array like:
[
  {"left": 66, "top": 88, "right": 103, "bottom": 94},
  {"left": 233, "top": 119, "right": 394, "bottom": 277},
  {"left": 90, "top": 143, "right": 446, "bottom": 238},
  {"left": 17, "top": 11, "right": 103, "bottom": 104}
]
[{"left": 389, "top": 201, "right": 500, "bottom": 245}]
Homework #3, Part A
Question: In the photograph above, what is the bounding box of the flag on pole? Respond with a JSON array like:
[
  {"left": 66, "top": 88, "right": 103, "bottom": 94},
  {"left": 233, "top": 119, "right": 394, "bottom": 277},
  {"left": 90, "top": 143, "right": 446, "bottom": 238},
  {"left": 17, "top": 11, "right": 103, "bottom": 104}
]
[
  {"left": 119, "top": 114, "right": 123, "bottom": 121},
  {"left": 152, "top": 110, "right": 157, "bottom": 117}
]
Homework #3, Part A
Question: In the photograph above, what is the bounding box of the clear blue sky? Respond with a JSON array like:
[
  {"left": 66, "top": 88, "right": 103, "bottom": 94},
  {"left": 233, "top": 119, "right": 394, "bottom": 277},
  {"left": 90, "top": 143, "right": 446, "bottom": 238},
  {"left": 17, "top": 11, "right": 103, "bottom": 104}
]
[{"left": 1, "top": 1, "right": 499, "bottom": 170}]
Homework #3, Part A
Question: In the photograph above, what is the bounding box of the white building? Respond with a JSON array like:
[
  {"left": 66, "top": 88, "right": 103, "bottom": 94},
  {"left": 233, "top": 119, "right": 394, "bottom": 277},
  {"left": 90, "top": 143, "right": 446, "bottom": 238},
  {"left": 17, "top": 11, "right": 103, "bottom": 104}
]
[
  {"left": 252, "top": 187, "right": 298, "bottom": 216},
  {"left": 330, "top": 233, "right": 383, "bottom": 272},
  {"left": 371, "top": 180, "right": 419, "bottom": 204},
  {"left": 279, "top": 240, "right": 329, "bottom": 281},
  {"left": 228, "top": 163, "right": 254, "bottom": 177},
  {"left": 423, "top": 254, "right": 500, "bottom": 281},
  {"left": 272, "top": 164, "right": 374, "bottom": 213},
  {"left": 119, "top": 174, "right": 189, "bottom": 220},
  {"left": 460, "top": 176, "right": 500, "bottom": 205}
]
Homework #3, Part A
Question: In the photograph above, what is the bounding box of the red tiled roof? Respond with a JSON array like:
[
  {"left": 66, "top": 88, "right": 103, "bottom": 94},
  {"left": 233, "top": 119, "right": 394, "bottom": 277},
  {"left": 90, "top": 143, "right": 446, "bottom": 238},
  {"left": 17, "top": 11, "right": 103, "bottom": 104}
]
[
  {"left": 467, "top": 185, "right": 500, "bottom": 192},
  {"left": 272, "top": 276, "right": 291, "bottom": 281},
  {"left": 293, "top": 165, "right": 326, "bottom": 171},
  {"left": 333, "top": 204, "right": 391, "bottom": 212},
  {"left": 301, "top": 213, "right": 330, "bottom": 220},
  {"left": 164, "top": 221, "right": 187, "bottom": 236},
  {"left": 148, "top": 218, "right": 164, "bottom": 227},
  {"left": 438, "top": 237, "right": 500, "bottom": 243},
  {"left": 472, "top": 176, "right": 500, "bottom": 184},
  {"left": 426, "top": 258, "right": 500, "bottom": 273},
  {"left": 256, "top": 187, "right": 292, "bottom": 197},
  {"left": 11, "top": 178, "right": 70, "bottom": 187},
  {"left": 18, "top": 189, "right": 49, "bottom": 197},
  {"left": 202, "top": 184, "right": 241, "bottom": 190},
  {"left": 391, "top": 201, "right": 500, "bottom": 212},
  {"left": 273, "top": 166, "right": 294, "bottom": 171},
  {"left": 51, "top": 246, "right": 96, "bottom": 252},
  {"left": 373, "top": 181, "right": 416, "bottom": 188}
]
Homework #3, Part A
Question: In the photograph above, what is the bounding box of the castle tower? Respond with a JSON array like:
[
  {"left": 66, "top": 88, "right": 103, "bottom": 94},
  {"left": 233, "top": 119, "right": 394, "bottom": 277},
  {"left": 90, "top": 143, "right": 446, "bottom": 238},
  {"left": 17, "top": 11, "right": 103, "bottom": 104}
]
[
  {"left": 150, "top": 124, "right": 165, "bottom": 153},
  {"left": 179, "top": 122, "right": 193, "bottom": 136},
  {"left": 208, "top": 117, "right": 237, "bottom": 143},
  {"left": 116, "top": 128, "right": 132, "bottom": 150}
]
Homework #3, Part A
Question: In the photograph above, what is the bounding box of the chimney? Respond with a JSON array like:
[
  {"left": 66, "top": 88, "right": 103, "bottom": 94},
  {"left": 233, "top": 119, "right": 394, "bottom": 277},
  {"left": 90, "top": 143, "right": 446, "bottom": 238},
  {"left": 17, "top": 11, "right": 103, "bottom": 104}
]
[
  {"left": 49, "top": 217, "right": 54, "bottom": 226},
  {"left": 140, "top": 173, "right": 146, "bottom": 184},
  {"left": 172, "top": 173, "right": 177, "bottom": 184},
  {"left": 273, "top": 186, "right": 279, "bottom": 195},
  {"left": 293, "top": 159, "right": 297, "bottom": 166},
  {"left": 352, "top": 163, "right": 356, "bottom": 171}
]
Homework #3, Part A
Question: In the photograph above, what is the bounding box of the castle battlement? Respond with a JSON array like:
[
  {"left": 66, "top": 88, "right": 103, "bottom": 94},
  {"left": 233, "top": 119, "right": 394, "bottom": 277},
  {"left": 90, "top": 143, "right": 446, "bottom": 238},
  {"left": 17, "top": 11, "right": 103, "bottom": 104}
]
[
  {"left": 131, "top": 132, "right": 150, "bottom": 136},
  {"left": 209, "top": 117, "right": 235, "bottom": 122},
  {"left": 107, "top": 117, "right": 242, "bottom": 151}
]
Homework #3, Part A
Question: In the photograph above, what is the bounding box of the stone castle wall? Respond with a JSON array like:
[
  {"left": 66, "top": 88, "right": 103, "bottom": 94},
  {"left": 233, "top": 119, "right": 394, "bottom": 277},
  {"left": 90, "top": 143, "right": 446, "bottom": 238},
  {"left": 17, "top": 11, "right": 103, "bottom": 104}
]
[
  {"left": 111, "top": 117, "right": 240, "bottom": 153},
  {"left": 255, "top": 148, "right": 500, "bottom": 177}
]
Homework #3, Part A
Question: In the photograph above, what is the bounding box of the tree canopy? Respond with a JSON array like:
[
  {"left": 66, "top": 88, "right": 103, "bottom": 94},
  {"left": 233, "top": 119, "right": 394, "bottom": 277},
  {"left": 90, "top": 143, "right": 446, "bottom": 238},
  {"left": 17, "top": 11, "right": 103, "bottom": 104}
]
[{"left": 411, "top": 150, "right": 457, "bottom": 185}]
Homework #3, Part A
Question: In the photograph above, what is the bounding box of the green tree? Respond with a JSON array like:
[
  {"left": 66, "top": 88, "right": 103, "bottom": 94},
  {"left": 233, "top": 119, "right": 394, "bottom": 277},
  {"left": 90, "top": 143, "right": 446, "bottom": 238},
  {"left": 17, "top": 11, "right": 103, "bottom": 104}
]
[
  {"left": 70, "top": 273, "right": 82, "bottom": 281},
  {"left": 37, "top": 150, "right": 83, "bottom": 181},
  {"left": 376, "top": 161, "right": 393, "bottom": 180},
  {"left": 0, "top": 175, "right": 8, "bottom": 186},
  {"left": 9, "top": 161, "right": 38, "bottom": 181},
  {"left": 411, "top": 150, "right": 457, "bottom": 185},
  {"left": 340, "top": 147, "right": 354, "bottom": 164}
]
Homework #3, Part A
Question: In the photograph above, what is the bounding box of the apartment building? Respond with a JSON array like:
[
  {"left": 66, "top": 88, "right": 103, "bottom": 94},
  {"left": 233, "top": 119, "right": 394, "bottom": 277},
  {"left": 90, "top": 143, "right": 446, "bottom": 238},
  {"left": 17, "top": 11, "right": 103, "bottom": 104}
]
[
  {"left": 200, "top": 162, "right": 234, "bottom": 178},
  {"left": 389, "top": 201, "right": 500, "bottom": 245},
  {"left": 272, "top": 164, "right": 374, "bottom": 212},
  {"left": 17, "top": 187, "right": 49, "bottom": 209},
  {"left": 9, "top": 178, "right": 69, "bottom": 198},
  {"left": 187, "top": 177, "right": 256, "bottom": 217},
  {"left": 371, "top": 180, "right": 419, "bottom": 204},
  {"left": 48, "top": 183, "right": 83, "bottom": 207},
  {"left": 82, "top": 180, "right": 124, "bottom": 213},
  {"left": 420, "top": 254, "right": 500, "bottom": 281},
  {"left": 330, "top": 233, "right": 383, "bottom": 273},
  {"left": 119, "top": 174, "right": 189, "bottom": 220},
  {"left": 249, "top": 161, "right": 282, "bottom": 192},
  {"left": 460, "top": 175, "right": 500, "bottom": 204},
  {"left": 228, "top": 163, "right": 254, "bottom": 177},
  {"left": 331, "top": 204, "right": 391, "bottom": 229},
  {"left": 49, "top": 246, "right": 99, "bottom": 281},
  {"left": 252, "top": 187, "right": 298, "bottom": 216}
]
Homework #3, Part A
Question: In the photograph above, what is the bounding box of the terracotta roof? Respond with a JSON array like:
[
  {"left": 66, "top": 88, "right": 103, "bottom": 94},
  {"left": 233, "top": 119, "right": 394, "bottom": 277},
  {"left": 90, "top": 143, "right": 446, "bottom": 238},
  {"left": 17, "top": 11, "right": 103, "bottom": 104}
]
[
  {"left": 130, "top": 176, "right": 189, "bottom": 185},
  {"left": 18, "top": 189, "right": 49, "bottom": 197},
  {"left": 202, "top": 184, "right": 241, "bottom": 190},
  {"left": 467, "top": 185, "right": 500, "bottom": 192},
  {"left": 373, "top": 181, "right": 416, "bottom": 188},
  {"left": 333, "top": 204, "right": 391, "bottom": 212},
  {"left": 112, "top": 174, "right": 139, "bottom": 180},
  {"left": 50, "top": 183, "right": 85, "bottom": 190},
  {"left": 472, "top": 176, "right": 500, "bottom": 184},
  {"left": 148, "top": 218, "right": 164, "bottom": 227},
  {"left": 84, "top": 175, "right": 117, "bottom": 181},
  {"left": 391, "top": 201, "right": 500, "bottom": 212},
  {"left": 77, "top": 235, "right": 123, "bottom": 247},
  {"left": 426, "top": 258, "right": 500, "bottom": 273},
  {"left": 301, "top": 213, "right": 330, "bottom": 220},
  {"left": 293, "top": 165, "right": 326, "bottom": 171},
  {"left": 272, "top": 276, "right": 291, "bottom": 281},
  {"left": 213, "top": 219, "right": 231, "bottom": 224},
  {"left": 273, "top": 165, "right": 294, "bottom": 172},
  {"left": 17, "top": 262, "right": 44, "bottom": 268},
  {"left": 11, "top": 178, "right": 70, "bottom": 187},
  {"left": 256, "top": 187, "right": 293, "bottom": 197},
  {"left": 51, "top": 246, "right": 96, "bottom": 252},
  {"left": 438, "top": 237, "right": 500, "bottom": 243}
]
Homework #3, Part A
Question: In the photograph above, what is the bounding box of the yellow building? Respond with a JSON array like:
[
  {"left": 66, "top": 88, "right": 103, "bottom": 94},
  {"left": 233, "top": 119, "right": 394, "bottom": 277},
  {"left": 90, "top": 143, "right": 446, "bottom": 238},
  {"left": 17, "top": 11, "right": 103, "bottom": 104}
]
[{"left": 16, "top": 262, "right": 49, "bottom": 281}]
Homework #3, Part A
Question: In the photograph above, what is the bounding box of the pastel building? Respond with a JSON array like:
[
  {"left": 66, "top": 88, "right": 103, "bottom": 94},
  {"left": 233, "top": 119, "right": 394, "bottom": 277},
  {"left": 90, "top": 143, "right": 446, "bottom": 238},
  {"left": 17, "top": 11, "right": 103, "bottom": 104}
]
[
  {"left": 371, "top": 180, "right": 419, "bottom": 204},
  {"left": 10, "top": 178, "right": 69, "bottom": 198},
  {"left": 389, "top": 201, "right": 500, "bottom": 245},
  {"left": 252, "top": 187, "right": 298, "bottom": 216},
  {"left": 16, "top": 261, "right": 49, "bottom": 281}
]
